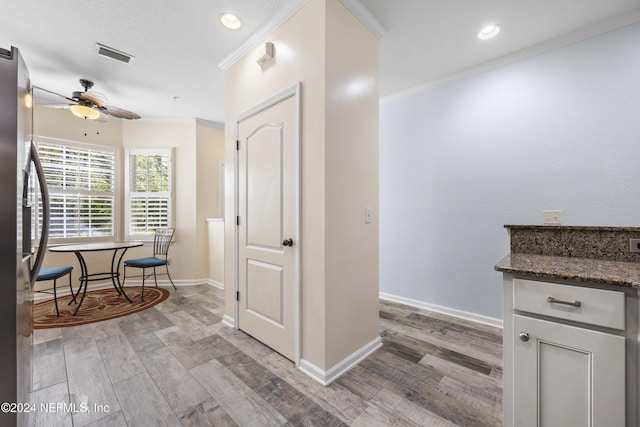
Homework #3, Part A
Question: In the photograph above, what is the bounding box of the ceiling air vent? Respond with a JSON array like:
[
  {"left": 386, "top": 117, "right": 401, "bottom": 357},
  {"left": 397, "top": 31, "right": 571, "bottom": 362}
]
[{"left": 95, "top": 43, "right": 134, "bottom": 64}]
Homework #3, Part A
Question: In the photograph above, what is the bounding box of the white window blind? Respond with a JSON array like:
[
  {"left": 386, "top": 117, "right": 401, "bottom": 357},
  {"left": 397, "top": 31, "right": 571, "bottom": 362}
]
[
  {"left": 37, "top": 139, "right": 117, "bottom": 240},
  {"left": 125, "top": 148, "right": 173, "bottom": 239}
]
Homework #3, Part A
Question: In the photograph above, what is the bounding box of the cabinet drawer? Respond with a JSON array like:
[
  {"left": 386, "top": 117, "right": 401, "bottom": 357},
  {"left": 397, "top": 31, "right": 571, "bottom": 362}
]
[{"left": 513, "top": 279, "right": 625, "bottom": 330}]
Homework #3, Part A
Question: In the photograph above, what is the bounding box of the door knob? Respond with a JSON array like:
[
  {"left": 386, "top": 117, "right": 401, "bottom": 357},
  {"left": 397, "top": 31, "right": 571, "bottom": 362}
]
[
  {"left": 282, "top": 238, "right": 293, "bottom": 247},
  {"left": 519, "top": 332, "right": 530, "bottom": 342}
]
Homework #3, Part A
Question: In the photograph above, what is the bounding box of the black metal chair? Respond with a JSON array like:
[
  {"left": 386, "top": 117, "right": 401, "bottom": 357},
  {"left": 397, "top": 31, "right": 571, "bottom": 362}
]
[
  {"left": 35, "top": 266, "right": 75, "bottom": 316},
  {"left": 123, "top": 228, "right": 177, "bottom": 301}
]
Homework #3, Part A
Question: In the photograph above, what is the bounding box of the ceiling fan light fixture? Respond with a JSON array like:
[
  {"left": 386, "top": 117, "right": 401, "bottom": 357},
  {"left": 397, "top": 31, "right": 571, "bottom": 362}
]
[
  {"left": 70, "top": 104, "right": 101, "bottom": 120},
  {"left": 478, "top": 24, "right": 500, "bottom": 40},
  {"left": 220, "top": 13, "right": 242, "bottom": 30}
]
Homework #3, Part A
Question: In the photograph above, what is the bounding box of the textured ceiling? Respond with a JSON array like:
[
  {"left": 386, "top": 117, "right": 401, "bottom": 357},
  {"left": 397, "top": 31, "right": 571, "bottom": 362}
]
[
  {"left": 1, "top": 0, "right": 292, "bottom": 123},
  {"left": 2, "top": 0, "right": 640, "bottom": 123}
]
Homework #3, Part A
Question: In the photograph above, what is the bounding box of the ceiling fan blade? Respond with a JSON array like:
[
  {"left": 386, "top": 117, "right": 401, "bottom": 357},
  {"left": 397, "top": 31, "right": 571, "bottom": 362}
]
[
  {"left": 102, "top": 105, "right": 141, "bottom": 120},
  {"left": 32, "top": 85, "right": 76, "bottom": 103},
  {"left": 80, "top": 91, "right": 107, "bottom": 107},
  {"left": 41, "top": 103, "right": 72, "bottom": 109},
  {"left": 98, "top": 112, "right": 110, "bottom": 123}
]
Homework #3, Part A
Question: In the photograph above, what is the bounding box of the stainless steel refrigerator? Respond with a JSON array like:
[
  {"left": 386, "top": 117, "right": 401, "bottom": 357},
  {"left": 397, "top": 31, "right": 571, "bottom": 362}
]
[{"left": 0, "top": 46, "right": 50, "bottom": 427}]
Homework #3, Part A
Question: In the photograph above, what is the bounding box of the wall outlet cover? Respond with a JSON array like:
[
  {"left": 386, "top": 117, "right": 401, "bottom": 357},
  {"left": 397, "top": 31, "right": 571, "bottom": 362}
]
[{"left": 543, "top": 210, "right": 562, "bottom": 225}]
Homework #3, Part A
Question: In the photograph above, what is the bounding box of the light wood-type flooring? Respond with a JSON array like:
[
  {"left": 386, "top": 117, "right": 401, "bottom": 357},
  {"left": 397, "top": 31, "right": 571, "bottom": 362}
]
[{"left": 30, "top": 284, "right": 502, "bottom": 426}]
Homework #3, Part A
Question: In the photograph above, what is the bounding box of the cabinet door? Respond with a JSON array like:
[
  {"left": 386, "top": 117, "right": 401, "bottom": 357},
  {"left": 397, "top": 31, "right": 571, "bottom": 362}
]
[{"left": 513, "top": 315, "right": 625, "bottom": 427}]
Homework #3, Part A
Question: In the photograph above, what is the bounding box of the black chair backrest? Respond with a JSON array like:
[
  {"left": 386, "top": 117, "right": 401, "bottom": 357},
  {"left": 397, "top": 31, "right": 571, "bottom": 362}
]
[{"left": 154, "top": 228, "right": 175, "bottom": 258}]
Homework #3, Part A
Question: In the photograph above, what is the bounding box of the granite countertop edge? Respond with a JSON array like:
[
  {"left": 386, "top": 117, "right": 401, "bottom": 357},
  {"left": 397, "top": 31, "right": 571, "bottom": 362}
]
[
  {"left": 495, "top": 253, "right": 640, "bottom": 289},
  {"left": 503, "top": 225, "right": 640, "bottom": 232}
]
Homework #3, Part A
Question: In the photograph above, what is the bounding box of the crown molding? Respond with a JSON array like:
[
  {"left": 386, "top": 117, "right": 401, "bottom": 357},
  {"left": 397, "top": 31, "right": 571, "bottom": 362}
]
[
  {"left": 338, "top": 0, "right": 386, "bottom": 39},
  {"left": 218, "top": 0, "right": 310, "bottom": 71},
  {"left": 381, "top": 9, "right": 640, "bottom": 105},
  {"left": 218, "top": 0, "right": 385, "bottom": 71},
  {"left": 195, "top": 117, "right": 224, "bottom": 129},
  {"left": 134, "top": 117, "right": 197, "bottom": 124}
]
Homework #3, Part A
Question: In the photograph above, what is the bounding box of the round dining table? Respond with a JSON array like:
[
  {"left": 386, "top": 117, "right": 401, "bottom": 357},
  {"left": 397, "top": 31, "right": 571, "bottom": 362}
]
[{"left": 48, "top": 241, "right": 144, "bottom": 315}]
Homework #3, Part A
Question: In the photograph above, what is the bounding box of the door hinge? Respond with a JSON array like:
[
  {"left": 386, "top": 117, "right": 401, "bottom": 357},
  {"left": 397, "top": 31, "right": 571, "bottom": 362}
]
[
  {"left": 236, "top": 291, "right": 239, "bottom": 301},
  {"left": 236, "top": 140, "right": 240, "bottom": 150},
  {"left": 236, "top": 216, "right": 240, "bottom": 226}
]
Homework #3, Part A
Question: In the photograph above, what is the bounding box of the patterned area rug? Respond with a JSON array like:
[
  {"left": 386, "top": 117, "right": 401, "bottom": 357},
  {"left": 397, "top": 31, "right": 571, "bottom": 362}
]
[{"left": 34, "top": 286, "right": 170, "bottom": 329}]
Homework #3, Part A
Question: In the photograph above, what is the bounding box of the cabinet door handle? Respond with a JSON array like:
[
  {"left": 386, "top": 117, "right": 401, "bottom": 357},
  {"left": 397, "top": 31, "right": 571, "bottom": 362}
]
[
  {"left": 519, "top": 332, "right": 530, "bottom": 342},
  {"left": 547, "top": 296, "right": 581, "bottom": 307}
]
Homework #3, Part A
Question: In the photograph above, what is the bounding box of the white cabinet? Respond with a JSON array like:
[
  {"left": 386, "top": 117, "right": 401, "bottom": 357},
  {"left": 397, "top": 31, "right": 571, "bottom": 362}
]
[
  {"left": 503, "top": 276, "right": 635, "bottom": 427},
  {"left": 513, "top": 314, "right": 625, "bottom": 427},
  {"left": 513, "top": 278, "right": 626, "bottom": 330}
]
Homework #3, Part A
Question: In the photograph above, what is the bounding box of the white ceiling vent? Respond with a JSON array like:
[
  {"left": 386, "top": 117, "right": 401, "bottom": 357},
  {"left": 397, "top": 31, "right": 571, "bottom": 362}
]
[{"left": 95, "top": 43, "right": 135, "bottom": 64}]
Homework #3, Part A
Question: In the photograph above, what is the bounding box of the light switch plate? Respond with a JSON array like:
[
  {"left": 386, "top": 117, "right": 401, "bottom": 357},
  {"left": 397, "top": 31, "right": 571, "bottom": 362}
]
[
  {"left": 543, "top": 210, "right": 562, "bottom": 225},
  {"left": 630, "top": 239, "right": 640, "bottom": 253},
  {"left": 365, "top": 207, "right": 372, "bottom": 224}
]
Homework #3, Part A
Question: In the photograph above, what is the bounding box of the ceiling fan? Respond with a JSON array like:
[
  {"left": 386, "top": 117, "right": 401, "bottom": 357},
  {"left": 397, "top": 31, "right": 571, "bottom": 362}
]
[{"left": 40, "top": 78, "right": 141, "bottom": 121}]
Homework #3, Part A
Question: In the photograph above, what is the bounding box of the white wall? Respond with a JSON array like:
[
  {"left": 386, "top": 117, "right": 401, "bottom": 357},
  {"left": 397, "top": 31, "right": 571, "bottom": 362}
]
[
  {"left": 195, "top": 122, "right": 225, "bottom": 281},
  {"left": 380, "top": 23, "right": 640, "bottom": 320},
  {"left": 122, "top": 121, "right": 199, "bottom": 281},
  {"left": 224, "top": 0, "right": 379, "bottom": 372},
  {"left": 34, "top": 106, "right": 223, "bottom": 286}
]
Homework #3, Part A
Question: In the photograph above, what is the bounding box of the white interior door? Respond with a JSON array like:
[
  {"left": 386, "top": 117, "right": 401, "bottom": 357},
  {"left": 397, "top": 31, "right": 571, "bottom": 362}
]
[{"left": 236, "top": 85, "right": 299, "bottom": 362}]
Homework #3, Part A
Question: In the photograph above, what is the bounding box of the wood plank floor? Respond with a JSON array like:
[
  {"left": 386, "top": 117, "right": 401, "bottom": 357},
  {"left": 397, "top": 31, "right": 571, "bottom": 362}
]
[{"left": 30, "top": 285, "right": 502, "bottom": 426}]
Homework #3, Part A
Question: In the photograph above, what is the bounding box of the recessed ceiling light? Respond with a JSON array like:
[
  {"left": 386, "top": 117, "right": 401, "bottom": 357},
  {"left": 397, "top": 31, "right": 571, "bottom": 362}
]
[
  {"left": 220, "top": 13, "right": 242, "bottom": 30},
  {"left": 478, "top": 24, "right": 500, "bottom": 40}
]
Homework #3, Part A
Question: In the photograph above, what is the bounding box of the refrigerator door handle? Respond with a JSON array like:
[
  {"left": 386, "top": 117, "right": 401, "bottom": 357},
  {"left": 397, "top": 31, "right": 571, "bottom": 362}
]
[{"left": 29, "top": 141, "right": 49, "bottom": 283}]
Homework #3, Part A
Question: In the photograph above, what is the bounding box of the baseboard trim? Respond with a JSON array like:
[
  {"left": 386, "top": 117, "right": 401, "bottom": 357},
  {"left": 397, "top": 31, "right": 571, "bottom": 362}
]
[
  {"left": 299, "top": 336, "right": 382, "bottom": 386},
  {"left": 379, "top": 292, "right": 503, "bottom": 328},
  {"left": 205, "top": 279, "right": 225, "bottom": 290},
  {"left": 222, "top": 314, "right": 235, "bottom": 328}
]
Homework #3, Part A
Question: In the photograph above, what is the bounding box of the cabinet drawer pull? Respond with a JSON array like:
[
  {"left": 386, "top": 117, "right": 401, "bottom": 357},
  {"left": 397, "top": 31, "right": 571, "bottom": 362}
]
[{"left": 547, "top": 296, "right": 581, "bottom": 307}]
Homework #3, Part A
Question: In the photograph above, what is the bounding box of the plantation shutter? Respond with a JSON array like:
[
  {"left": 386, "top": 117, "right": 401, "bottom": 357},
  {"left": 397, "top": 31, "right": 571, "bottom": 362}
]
[
  {"left": 125, "top": 148, "right": 173, "bottom": 239},
  {"left": 37, "top": 141, "right": 116, "bottom": 240}
]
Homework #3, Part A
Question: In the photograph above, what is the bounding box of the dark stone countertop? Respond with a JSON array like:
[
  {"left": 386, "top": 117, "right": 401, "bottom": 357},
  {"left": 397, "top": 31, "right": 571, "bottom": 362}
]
[
  {"left": 503, "top": 224, "right": 640, "bottom": 262},
  {"left": 495, "top": 253, "right": 640, "bottom": 288}
]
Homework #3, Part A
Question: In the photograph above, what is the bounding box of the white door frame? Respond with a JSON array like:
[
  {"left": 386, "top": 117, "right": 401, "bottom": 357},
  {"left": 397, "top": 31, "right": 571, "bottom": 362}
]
[{"left": 233, "top": 82, "right": 301, "bottom": 365}]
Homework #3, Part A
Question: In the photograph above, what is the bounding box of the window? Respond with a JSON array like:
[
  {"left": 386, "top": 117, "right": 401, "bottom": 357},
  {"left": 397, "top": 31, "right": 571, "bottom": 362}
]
[
  {"left": 125, "top": 148, "right": 173, "bottom": 240},
  {"left": 36, "top": 137, "right": 118, "bottom": 241}
]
